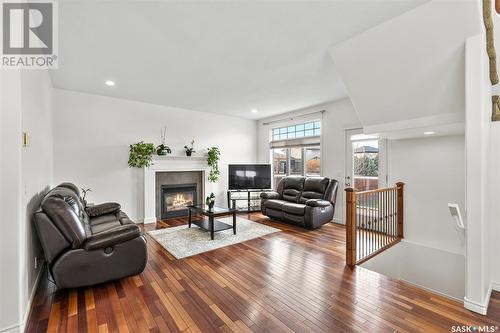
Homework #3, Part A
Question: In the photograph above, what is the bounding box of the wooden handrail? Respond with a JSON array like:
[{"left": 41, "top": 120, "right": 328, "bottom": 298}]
[{"left": 345, "top": 182, "right": 405, "bottom": 267}]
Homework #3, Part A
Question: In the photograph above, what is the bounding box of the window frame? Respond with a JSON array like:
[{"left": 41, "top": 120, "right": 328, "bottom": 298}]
[
  {"left": 271, "top": 145, "right": 321, "bottom": 187},
  {"left": 271, "top": 120, "right": 321, "bottom": 142}
]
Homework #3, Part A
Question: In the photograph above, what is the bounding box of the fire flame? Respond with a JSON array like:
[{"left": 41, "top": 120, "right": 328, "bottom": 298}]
[{"left": 172, "top": 193, "right": 192, "bottom": 208}]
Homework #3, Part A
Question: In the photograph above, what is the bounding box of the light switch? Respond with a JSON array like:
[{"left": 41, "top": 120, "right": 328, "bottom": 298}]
[{"left": 22, "top": 132, "right": 30, "bottom": 147}]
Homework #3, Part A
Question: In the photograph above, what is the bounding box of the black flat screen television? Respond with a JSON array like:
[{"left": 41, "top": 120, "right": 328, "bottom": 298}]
[{"left": 228, "top": 164, "right": 272, "bottom": 190}]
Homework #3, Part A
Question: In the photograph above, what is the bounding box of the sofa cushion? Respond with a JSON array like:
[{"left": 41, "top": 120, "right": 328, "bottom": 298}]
[
  {"left": 260, "top": 191, "right": 281, "bottom": 200},
  {"left": 282, "top": 177, "right": 305, "bottom": 202},
  {"left": 305, "top": 199, "right": 331, "bottom": 207},
  {"left": 44, "top": 186, "right": 87, "bottom": 221},
  {"left": 264, "top": 199, "right": 287, "bottom": 210},
  {"left": 86, "top": 202, "right": 121, "bottom": 218},
  {"left": 90, "top": 213, "right": 119, "bottom": 226},
  {"left": 117, "top": 211, "right": 134, "bottom": 225},
  {"left": 41, "top": 196, "right": 87, "bottom": 248},
  {"left": 299, "top": 177, "right": 329, "bottom": 203},
  {"left": 282, "top": 202, "right": 306, "bottom": 215},
  {"left": 91, "top": 220, "right": 122, "bottom": 234}
]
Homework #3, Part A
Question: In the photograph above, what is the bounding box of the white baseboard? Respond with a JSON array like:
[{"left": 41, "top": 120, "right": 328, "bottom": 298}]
[
  {"left": 20, "top": 263, "right": 46, "bottom": 332},
  {"left": 464, "top": 283, "right": 493, "bottom": 315},
  {"left": 0, "top": 264, "right": 45, "bottom": 333},
  {"left": 332, "top": 217, "right": 343, "bottom": 224},
  {"left": 143, "top": 217, "right": 157, "bottom": 224},
  {"left": 0, "top": 323, "right": 21, "bottom": 333},
  {"left": 491, "top": 281, "right": 500, "bottom": 292}
]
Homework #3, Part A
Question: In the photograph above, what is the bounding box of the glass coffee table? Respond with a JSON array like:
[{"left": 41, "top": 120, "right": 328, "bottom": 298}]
[{"left": 187, "top": 204, "right": 237, "bottom": 240}]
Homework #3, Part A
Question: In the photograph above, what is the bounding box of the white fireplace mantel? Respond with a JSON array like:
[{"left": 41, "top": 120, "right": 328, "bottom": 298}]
[{"left": 143, "top": 155, "right": 211, "bottom": 223}]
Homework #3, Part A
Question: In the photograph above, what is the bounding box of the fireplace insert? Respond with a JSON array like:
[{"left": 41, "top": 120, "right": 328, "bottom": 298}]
[{"left": 161, "top": 183, "right": 197, "bottom": 219}]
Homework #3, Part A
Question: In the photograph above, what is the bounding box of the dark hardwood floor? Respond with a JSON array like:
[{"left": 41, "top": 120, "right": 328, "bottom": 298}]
[{"left": 25, "top": 213, "right": 500, "bottom": 332}]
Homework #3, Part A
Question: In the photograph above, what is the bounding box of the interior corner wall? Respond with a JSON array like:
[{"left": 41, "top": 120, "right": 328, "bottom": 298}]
[
  {"left": 52, "top": 89, "right": 258, "bottom": 221},
  {"left": 256, "top": 98, "right": 361, "bottom": 223},
  {"left": 19, "top": 69, "right": 54, "bottom": 326},
  {"left": 387, "top": 135, "right": 466, "bottom": 255},
  {"left": 0, "top": 70, "right": 23, "bottom": 332},
  {"left": 464, "top": 33, "right": 492, "bottom": 314},
  {"left": 0, "top": 69, "right": 54, "bottom": 332}
]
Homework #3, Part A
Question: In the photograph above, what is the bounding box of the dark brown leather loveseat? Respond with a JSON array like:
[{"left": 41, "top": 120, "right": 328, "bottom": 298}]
[
  {"left": 34, "top": 183, "right": 147, "bottom": 289},
  {"left": 260, "top": 176, "right": 338, "bottom": 229}
]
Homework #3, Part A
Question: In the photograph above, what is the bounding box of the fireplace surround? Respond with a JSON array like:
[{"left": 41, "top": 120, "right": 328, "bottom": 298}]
[{"left": 145, "top": 155, "right": 212, "bottom": 223}]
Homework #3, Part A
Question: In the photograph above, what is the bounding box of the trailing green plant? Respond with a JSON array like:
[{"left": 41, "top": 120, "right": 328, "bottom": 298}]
[
  {"left": 128, "top": 141, "right": 155, "bottom": 168},
  {"left": 207, "top": 146, "right": 220, "bottom": 182}
]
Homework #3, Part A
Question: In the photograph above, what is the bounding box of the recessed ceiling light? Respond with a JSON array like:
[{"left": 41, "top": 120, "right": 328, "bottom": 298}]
[
  {"left": 251, "top": 109, "right": 258, "bottom": 114},
  {"left": 105, "top": 80, "right": 115, "bottom": 86},
  {"left": 424, "top": 131, "right": 435, "bottom": 135}
]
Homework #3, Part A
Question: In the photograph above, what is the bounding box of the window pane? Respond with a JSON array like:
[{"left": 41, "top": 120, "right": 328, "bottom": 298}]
[
  {"left": 305, "top": 148, "right": 321, "bottom": 176},
  {"left": 273, "top": 134, "right": 279, "bottom": 141},
  {"left": 296, "top": 124, "right": 304, "bottom": 131},
  {"left": 287, "top": 126, "right": 295, "bottom": 133},
  {"left": 305, "top": 129, "right": 314, "bottom": 137},
  {"left": 314, "top": 128, "right": 321, "bottom": 136},
  {"left": 273, "top": 129, "right": 279, "bottom": 135},
  {"left": 279, "top": 127, "right": 287, "bottom": 134},
  {"left": 287, "top": 131, "right": 296, "bottom": 139},
  {"left": 314, "top": 121, "right": 321, "bottom": 129},
  {"left": 352, "top": 140, "right": 379, "bottom": 191},
  {"left": 305, "top": 122, "right": 314, "bottom": 130},
  {"left": 289, "top": 147, "right": 303, "bottom": 175},
  {"left": 296, "top": 130, "right": 304, "bottom": 138},
  {"left": 273, "top": 148, "right": 287, "bottom": 176}
]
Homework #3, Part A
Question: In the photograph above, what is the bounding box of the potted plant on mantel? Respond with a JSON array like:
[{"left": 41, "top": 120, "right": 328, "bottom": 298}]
[
  {"left": 156, "top": 126, "right": 171, "bottom": 156},
  {"left": 184, "top": 138, "right": 195, "bottom": 156},
  {"left": 205, "top": 146, "right": 221, "bottom": 210},
  {"left": 128, "top": 141, "right": 156, "bottom": 168}
]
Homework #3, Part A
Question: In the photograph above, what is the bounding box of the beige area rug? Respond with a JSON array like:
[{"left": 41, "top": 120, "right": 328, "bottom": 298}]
[{"left": 148, "top": 216, "right": 280, "bottom": 259}]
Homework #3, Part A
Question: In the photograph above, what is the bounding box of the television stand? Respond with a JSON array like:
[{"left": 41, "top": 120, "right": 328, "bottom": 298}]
[{"left": 227, "top": 189, "right": 270, "bottom": 213}]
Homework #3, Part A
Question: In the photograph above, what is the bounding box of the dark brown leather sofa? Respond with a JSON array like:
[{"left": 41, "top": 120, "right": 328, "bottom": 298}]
[
  {"left": 34, "top": 183, "right": 147, "bottom": 289},
  {"left": 260, "top": 176, "right": 338, "bottom": 229}
]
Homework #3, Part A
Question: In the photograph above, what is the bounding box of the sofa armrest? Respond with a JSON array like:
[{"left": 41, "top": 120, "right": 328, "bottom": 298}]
[
  {"left": 85, "top": 202, "right": 121, "bottom": 218},
  {"left": 305, "top": 199, "right": 331, "bottom": 207},
  {"left": 84, "top": 224, "right": 140, "bottom": 251},
  {"left": 260, "top": 191, "right": 280, "bottom": 199}
]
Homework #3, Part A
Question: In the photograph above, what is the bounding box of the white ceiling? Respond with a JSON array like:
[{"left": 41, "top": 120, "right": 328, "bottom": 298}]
[{"left": 51, "top": 0, "right": 428, "bottom": 119}]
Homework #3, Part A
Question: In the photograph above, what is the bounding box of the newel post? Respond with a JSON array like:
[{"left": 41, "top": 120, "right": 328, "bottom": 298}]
[
  {"left": 396, "top": 182, "right": 405, "bottom": 239},
  {"left": 345, "top": 188, "right": 357, "bottom": 266}
]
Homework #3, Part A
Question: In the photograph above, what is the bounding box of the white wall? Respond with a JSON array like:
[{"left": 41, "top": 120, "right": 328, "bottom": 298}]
[
  {"left": 0, "top": 71, "right": 23, "bottom": 332},
  {"left": 19, "top": 70, "right": 54, "bottom": 326},
  {"left": 388, "top": 135, "right": 466, "bottom": 255},
  {"left": 488, "top": 1, "right": 500, "bottom": 301},
  {"left": 464, "top": 33, "right": 493, "bottom": 314},
  {"left": 0, "top": 69, "right": 53, "bottom": 332},
  {"left": 52, "top": 89, "right": 257, "bottom": 221},
  {"left": 362, "top": 240, "right": 465, "bottom": 300},
  {"left": 257, "top": 98, "right": 361, "bottom": 223}
]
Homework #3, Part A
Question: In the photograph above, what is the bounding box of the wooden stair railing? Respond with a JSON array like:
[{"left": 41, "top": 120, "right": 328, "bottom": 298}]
[{"left": 345, "top": 182, "right": 405, "bottom": 267}]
